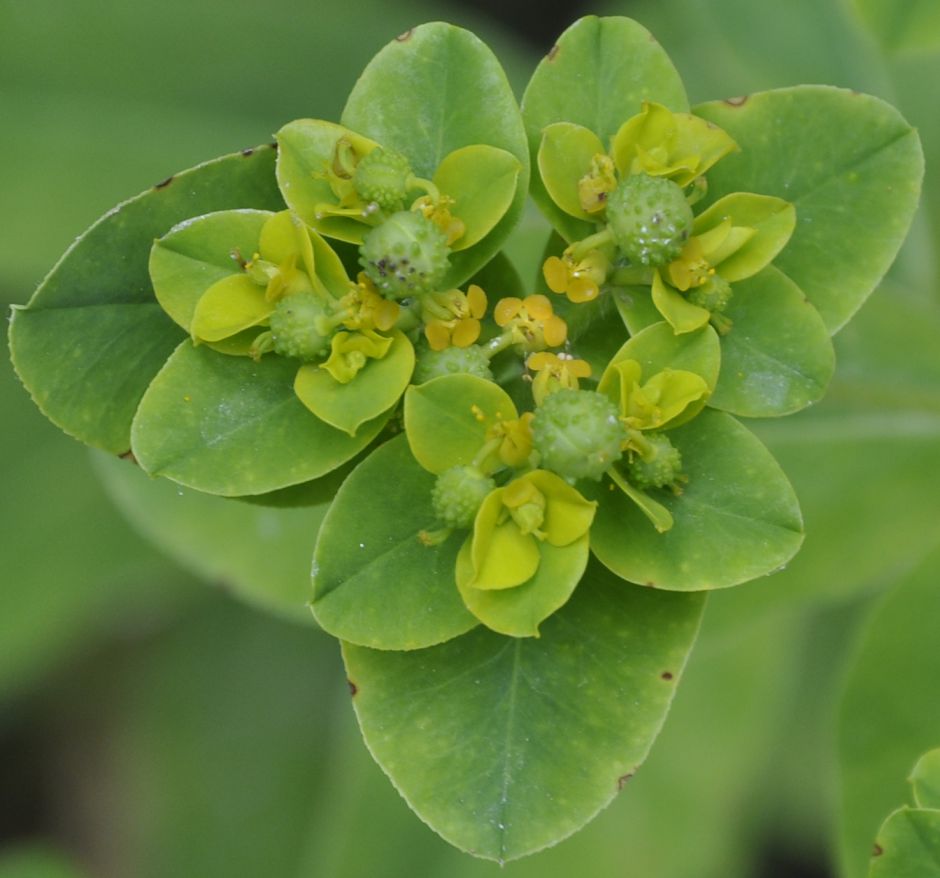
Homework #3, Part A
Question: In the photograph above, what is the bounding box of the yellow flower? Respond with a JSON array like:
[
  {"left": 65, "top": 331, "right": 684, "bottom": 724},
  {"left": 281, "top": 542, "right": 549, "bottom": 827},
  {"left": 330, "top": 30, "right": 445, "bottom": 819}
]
[
  {"left": 466, "top": 470, "right": 596, "bottom": 590},
  {"left": 543, "top": 249, "right": 609, "bottom": 304},
  {"left": 483, "top": 411, "right": 535, "bottom": 469},
  {"left": 494, "top": 294, "right": 568, "bottom": 350},
  {"left": 422, "top": 284, "right": 488, "bottom": 351},
  {"left": 598, "top": 358, "right": 709, "bottom": 435},
  {"left": 527, "top": 351, "right": 592, "bottom": 405},
  {"left": 413, "top": 193, "right": 467, "bottom": 246},
  {"left": 651, "top": 193, "right": 796, "bottom": 334},
  {"left": 577, "top": 153, "right": 617, "bottom": 214},
  {"left": 341, "top": 273, "right": 400, "bottom": 332},
  {"left": 320, "top": 328, "right": 394, "bottom": 383},
  {"left": 612, "top": 101, "right": 739, "bottom": 187}
]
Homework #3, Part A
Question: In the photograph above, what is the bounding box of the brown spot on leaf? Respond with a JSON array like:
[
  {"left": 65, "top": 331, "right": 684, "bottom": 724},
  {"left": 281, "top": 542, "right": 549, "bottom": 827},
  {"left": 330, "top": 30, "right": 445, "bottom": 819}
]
[
  {"left": 241, "top": 147, "right": 254, "bottom": 157},
  {"left": 644, "top": 581, "right": 655, "bottom": 587},
  {"left": 661, "top": 671, "right": 674, "bottom": 681},
  {"left": 872, "top": 843, "right": 883, "bottom": 857},
  {"left": 348, "top": 679, "right": 358, "bottom": 696},
  {"left": 119, "top": 450, "right": 138, "bottom": 465},
  {"left": 155, "top": 176, "right": 174, "bottom": 189},
  {"left": 547, "top": 43, "right": 559, "bottom": 61},
  {"left": 724, "top": 95, "right": 749, "bottom": 107},
  {"left": 396, "top": 28, "right": 413, "bottom": 42},
  {"left": 617, "top": 773, "right": 634, "bottom": 790}
]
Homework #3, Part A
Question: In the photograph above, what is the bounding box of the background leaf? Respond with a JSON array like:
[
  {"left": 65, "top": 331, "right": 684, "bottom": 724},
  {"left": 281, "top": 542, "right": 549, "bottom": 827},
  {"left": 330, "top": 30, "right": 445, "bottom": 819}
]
[
  {"left": 588, "top": 409, "right": 803, "bottom": 590},
  {"left": 312, "top": 435, "right": 477, "bottom": 650},
  {"left": 837, "top": 538, "right": 940, "bottom": 878},
  {"left": 869, "top": 808, "right": 940, "bottom": 877},
  {"left": 131, "top": 342, "right": 387, "bottom": 496},
  {"left": 9, "top": 147, "right": 283, "bottom": 453},
  {"left": 695, "top": 86, "right": 923, "bottom": 333},
  {"left": 709, "top": 266, "right": 835, "bottom": 417},
  {"left": 344, "top": 561, "right": 705, "bottom": 861},
  {"left": 341, "top": 22, "right": 530, "bottom": 288},
  {"left": 911, "top": 749, "right": 940, "bottom": 809},
  {"left": 92, "top": 452, "right": 324, "bottom": 623}
]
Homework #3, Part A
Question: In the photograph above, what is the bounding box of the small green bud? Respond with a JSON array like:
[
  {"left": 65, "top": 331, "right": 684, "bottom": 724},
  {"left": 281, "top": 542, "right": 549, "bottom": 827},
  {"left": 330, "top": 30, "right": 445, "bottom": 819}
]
[
  {"left": 687, "top": 274, "right": 733, "bottom": 313},
  {"left": 606, "top": 173, "right": 693, "bottom": 267},
  {"left": 268, "top": 292, "right": 333, "bottom": 360},
  {"left": 359, "top": 211, "right": 450, "bottom": 299},
  {"left": 353, "top": 147, "right": 413, "bottom": 212},
  {"left": 432, "top": 465, "right": 495, "bottom": 529},
  {"left": 413, "top": 345, "right": 493, "bottom": 384},
  {"left": 627, "top": 432, "right": 683, "bottom": 489},
  {"left": 532, "top": 388, "right": 625, "bottom": 482}
]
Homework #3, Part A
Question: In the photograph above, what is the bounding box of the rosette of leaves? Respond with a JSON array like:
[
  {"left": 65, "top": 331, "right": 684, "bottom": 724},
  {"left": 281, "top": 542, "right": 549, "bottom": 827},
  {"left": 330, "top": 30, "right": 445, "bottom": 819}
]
[
  {"left": 9, "top": 22, "right": 529, "bottom": 499},
  {"left": 523, "top": 15, "right": 922, "bottom": 419},
  {"left": 6, "top": 13, "right": 924, "bottom": 867},
  {"left": 276, "top": 24, "right": 529, "bottom": 290}
]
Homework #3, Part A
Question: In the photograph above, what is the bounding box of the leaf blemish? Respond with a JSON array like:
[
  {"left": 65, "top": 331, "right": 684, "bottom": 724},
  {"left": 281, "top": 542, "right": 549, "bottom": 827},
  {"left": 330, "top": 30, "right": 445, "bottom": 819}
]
[
  {"left": 241, "top": 147, "right": 254, "bottom": 157},
  {"left": 724, "top": 95, "right": 749, "bottom": 107},
  {"left": 872, "top": 843, "right": 883, "bottom": 857},
  {"left": 617, "top": 773, "right": 634, "bottom": 790},
  {"left": 548, "top": 43, "right": 560, "bottom": 61},
  {"left": 661, "top": 671, "right": 674, "bottom": 681},
  {"left": 396, "top": 28, "right": 414, "bottom": 42},
  {"left": 348, "top": 679, "right": 358, "bottom": 696},
  {"left": 155, "top": 176, "right": 174, "bottom": 189}
]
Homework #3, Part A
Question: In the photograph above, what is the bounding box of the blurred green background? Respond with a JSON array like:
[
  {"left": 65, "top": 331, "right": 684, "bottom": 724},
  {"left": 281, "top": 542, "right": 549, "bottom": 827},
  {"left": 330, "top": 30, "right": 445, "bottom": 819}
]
[{"left": 3, "top": 1, "right": 939, "bottom": 876}]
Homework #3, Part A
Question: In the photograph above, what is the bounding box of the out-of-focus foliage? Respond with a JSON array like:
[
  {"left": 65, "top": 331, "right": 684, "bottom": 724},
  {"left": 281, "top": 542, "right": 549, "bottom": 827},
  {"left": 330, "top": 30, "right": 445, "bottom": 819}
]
[
  {"left": 853, "top": 0, "right": 940, "bottom": 55},
  {"left": 0, "top": 845, "right": 87, "bottom": 878}
]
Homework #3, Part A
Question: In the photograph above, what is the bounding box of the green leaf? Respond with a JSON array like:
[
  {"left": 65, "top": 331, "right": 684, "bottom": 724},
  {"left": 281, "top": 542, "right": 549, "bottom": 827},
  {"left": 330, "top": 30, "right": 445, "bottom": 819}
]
[
  {"left": 404, "top": 374, "right": 518, "bottom": 475},
  {"left": 9, "top": 146, "right": 283, "bottom": 453},
  {"left": 852, "top": 0, "right": 940, "bottom": 54},
  {"left": 131, "top": 342, "right": 387, "bottom": 496},
  {"left": 694, "top": 86, "right": 923, "bottom": 333},
  {"left": 294, "top": 331, "right": 414, "bottom": 435},
  {"left": 455, "top": 536, "right": 589, "bottom": 637},
  {"left": 588, "top": 409, "right": 803, "bottom": 590},
  {"left": 341, "top": 22, "right": 529, "bottom": 287},
  {"left": 912, "top": 750, "right": 940, "bottom": 810},
  {"left": 522, "top": 15, "right": 688, "bottom": 242},
  {"left": 710, "top": 266, "right": 835, "bottom": 417},
  {"left": 149, "top": 208, "right": 269, "bottom": 332},
  {"left": 311, "top": 435, "right": 477, "bottom": 650},
  {"left": 343, "top": 560, "right": 705, "bottom": 861},
  {"left": 433, "top": 145, "right": 521, "bottom": 251},
  {"left": 92, "top": 452, "right": 325, "bottom": 622},
  {"left": 537, "top": 122, "right": 606, "bottom": 222},
  {"left": 869, "top": 808, "right": 940, "bottom": 877},
  {"left": 838, "top": 541, "right": 940, "bottom": 878}
]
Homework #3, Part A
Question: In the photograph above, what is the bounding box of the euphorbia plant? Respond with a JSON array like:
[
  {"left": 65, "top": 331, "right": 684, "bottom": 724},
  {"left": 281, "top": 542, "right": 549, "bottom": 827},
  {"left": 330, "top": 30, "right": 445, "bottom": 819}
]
[{"left": 9, "top": 15, "right": 922, "bottom": 862}]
